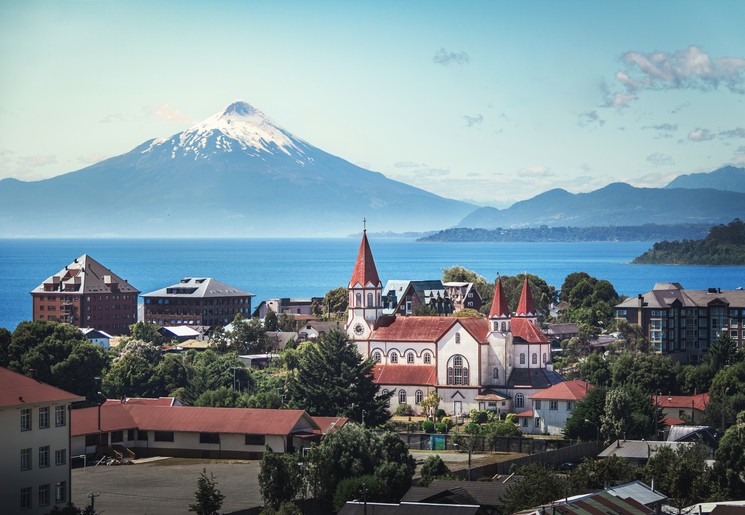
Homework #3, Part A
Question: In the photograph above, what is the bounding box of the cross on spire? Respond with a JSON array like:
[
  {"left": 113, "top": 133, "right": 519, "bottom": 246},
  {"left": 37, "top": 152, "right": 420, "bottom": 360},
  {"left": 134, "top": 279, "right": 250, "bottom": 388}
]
[{"left": 363, "top": 218, "right": 367, "bottom": 232}]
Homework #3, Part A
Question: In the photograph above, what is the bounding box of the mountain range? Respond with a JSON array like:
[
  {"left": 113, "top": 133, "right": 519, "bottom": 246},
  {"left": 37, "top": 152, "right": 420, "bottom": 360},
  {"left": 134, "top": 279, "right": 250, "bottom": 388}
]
[
  {"left": 457, "top": 167, "right": 745, "bottom": 229},
  {"left": 0, "top": 102, "right": 474, "bottom": 237}
]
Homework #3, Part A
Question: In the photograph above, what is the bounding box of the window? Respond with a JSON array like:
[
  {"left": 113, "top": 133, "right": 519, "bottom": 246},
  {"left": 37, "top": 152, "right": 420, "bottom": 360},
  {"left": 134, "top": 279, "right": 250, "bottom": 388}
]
[
  {"left": 111, "top": 431, "right": 123, "bottom": 443},
  {"left": 390, "top": 352, "right": 398, "bottom": 363},
  {"left": 493, "top": 367, "right": 499, "bottom": 379},
  {"left": 356, "top": 293, "right": 361, "bottom": 307},
  {"left": 21, "top": 408, "right": 31, "bottom": 431},
  {"left": 245, "top": 434, "right": 265, "bottom": 445},
  {"left": 534, "top": 400, "right": 541, "bottom": 410},
  {"left": 39, "top": 445, "right": 50, "bottom": 468},
  {"left": 55, "top": 449, "right": 66, "bottom": 466},
  {"left": 543, "top": 353, "right": 547, "bottom": 364},
  {"left": 398, "top": 389, "right": 407, "bottom": 404},
  {"left": 21, "top": 448, "right": 31, "bottom": 471},
  {"left": 200, "top": 433, "right": 220, "bottom": 444},
  {"left": 549, "top": 401, "right": 558, "bottom": 411},
  {"left": 21, "top": 487, "right": 32, "bottom": 510},
  {"left": 55, "top": 481, "right": 67, "bottom": 503},
  {"left": 532, "top": 353, "right": 537, "bottom": 365},
  {"left": 520, "top": 353, "right": 525, "bottom": 365},
  {"left": 455, "top": 332, "right": 461, "bottom": 344},
  {"left": 154, "top": 431, "right": 174, "bottom": 442},
  {"left": 55, "top": 405, "right": 66, "bottom": 427},
  {"left": 515, "top": 393, "right": 524, "bottom": 408},
  {"left": 407, "top": 352, "right": 414, "bottom": 364},
  {"left": 522, "top": 417, "right": 528, "bottom": 427},
  {"left": 535, "top": 417, "right": 540, "bottom": 428},
  {"left": 367, "top": 293, "right": 373, "bottom": 306},
  {"left": 423, "top": 352, "right": 431, "bottom": 364},
  {"left": 137, "top": 430, "right": 148, "bottom": 441},
  {"left": 567, "top": 401, "right": 573, "bottom": 411},
  {"left": 415, "top": 390, "right": 423, "bottom": 404},
  {"left": 501, "top": 321, "right": 507, "bottom": 331},
  {"left": 373, "top": 351, "right": 381, "bottom": 362},
  {"left": 38, "top": 406, "right": 49, "bottom": 429},
  {"left": 447, "top": 355, "right": 469, "bottom": 385},
  {"left": 39, "top": 484, "right": 50, "bottom": 507}
]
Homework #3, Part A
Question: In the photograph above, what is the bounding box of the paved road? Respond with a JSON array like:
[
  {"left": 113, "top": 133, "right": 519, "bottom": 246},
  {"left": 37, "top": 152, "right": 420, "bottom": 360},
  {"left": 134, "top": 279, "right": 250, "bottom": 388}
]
[{"left": 72, "top": 460, "right": 263, "bottom": 515}]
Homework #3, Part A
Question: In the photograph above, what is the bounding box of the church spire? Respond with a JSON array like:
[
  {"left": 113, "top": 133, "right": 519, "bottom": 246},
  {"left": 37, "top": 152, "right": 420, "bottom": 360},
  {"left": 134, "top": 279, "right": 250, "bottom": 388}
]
[
  {"left": 489, "top": 275, "right": 509, "bottom": 318},
  {"left": 349, "top": 225, "right": 380, "bottom": 288},
  {"left": 515, "top": 275, "right": 535, "bottom": 316}
]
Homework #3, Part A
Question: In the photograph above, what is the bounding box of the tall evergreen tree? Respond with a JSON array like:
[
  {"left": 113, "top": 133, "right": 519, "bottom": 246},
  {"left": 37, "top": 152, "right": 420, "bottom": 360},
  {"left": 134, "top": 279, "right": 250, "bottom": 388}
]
[{"left": 288, "top": 329, "right": 390, "bottom": 426}]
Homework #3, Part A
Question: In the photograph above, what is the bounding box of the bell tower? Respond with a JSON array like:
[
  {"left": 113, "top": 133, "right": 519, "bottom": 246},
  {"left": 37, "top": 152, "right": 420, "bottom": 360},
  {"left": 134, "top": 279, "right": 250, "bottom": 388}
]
[{"left": 346, "top": 221, "right": 383, "bottom": 341}]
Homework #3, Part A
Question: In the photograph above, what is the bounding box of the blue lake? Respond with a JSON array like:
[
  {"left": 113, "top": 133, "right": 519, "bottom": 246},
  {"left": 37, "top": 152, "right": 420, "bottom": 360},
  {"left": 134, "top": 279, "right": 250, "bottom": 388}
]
[{"left": 1, "top": 238, "right": 744, "bottom": 332}]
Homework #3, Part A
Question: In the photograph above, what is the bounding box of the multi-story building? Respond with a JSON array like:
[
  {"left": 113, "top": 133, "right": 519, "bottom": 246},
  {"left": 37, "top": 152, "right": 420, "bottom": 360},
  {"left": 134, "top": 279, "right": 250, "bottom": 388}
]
[
  {"left": 443, "top": 281, "right": 483, "bottom": 312},
  {"left": 0, "top": 367, "right": 83, "bottom": 515},
  {"left": 252, "top": 297, "right": 323, "bottom": 319},
  {"left": 30, "top": 254, "right": 139, "bottom": 336},
  {"left": 142, "top": 277, "right": 254, "bottom": 328},
  {"left": 615, "top": 283, "right": 745, "bottom": 363},
  {"left": 382, "top": 280, "right": 454, "bottom": 316}
]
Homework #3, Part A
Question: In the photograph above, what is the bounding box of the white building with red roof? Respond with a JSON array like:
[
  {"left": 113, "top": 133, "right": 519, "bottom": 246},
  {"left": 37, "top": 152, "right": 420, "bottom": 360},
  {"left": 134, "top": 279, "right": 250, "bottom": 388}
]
[
  {"left": 346, "top": 232, "right": 563, "bottom": 418},
  {"left": 0, "top": 367, "right": 84, "bottom": 514},
  {"left": 525, "top": 380, "right": 593, "bottom": 435}
]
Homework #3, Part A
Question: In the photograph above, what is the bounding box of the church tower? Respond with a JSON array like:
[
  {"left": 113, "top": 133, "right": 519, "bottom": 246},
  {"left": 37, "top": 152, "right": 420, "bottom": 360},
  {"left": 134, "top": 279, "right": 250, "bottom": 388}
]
[
  {"left": 346, "top": 227, "right": 383, "bottom": 341},
  {"left": 488, "top": 276, "right": 510, "bottom": 333},
  {"left": 514, "top": 275, "right": 538, "bottom": 325}
]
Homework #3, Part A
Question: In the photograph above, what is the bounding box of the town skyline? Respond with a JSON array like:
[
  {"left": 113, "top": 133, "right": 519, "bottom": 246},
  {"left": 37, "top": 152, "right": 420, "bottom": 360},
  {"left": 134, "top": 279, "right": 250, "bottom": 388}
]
[{"left": 1, "top": 1, "right": 745, "bottom": 207}]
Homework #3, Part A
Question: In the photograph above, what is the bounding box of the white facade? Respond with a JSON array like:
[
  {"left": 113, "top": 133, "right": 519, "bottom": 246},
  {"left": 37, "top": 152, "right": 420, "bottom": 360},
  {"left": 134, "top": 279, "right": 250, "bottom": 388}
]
[{"left": 531, "top": 398, "right": 577, "bottom": 435}]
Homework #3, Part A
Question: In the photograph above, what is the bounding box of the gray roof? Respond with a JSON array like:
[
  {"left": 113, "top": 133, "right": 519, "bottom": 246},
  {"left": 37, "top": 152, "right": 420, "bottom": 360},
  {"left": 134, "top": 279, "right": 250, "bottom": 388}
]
[
  {"left": 402, "top": 477, "right": 522, "bottom": 506},
  {"left": 506, "top": 368, "right": 565, "bottom": 389},
  {"left": 606, "top": 480, "right": 667, "bottom": 506},
  {"left": 616, "top": 283, "right": 745, "bottom": 310},
  {"left": 32, "top": 254, "right": 139, "bottom": 295},
  {"left": 545, "top": 323, "right": 579, "bottom": 336},
  {"left": 340, "top": 502, "right": 480, "bottom": 514},
  {"left": 142, "top": 277, "right": 253, "bottom": 298},
  {"left": 599, "top": 439, "right": 692, "bottom": 459}
]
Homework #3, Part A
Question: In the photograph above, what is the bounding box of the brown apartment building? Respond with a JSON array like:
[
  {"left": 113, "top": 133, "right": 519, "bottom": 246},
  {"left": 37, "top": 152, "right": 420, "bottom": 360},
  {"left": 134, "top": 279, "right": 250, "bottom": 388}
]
[
  {"left": 615, "top": 282, "right": 745, "bottom": 363},
  {"left": 142, "top": 277, "right": 254, "bottom": 328},
  {"left": 31, "top": 254, "right": 139, "bottom": 335}
]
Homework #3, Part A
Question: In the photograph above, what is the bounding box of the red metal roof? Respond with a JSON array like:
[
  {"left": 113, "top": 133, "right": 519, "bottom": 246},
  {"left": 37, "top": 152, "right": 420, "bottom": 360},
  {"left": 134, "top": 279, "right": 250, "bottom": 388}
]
[
  {"left": 457, "top": 317, "right": 490, "bottom": 344},
  {"left": 372, "top": 364, "right": 437, "bottom": 385},
  {"left": 661, "top": 415, "right": 685, "bottom": 426},
  {"left": 370, "top": 316, "right": 490, "bottom": 344},
  {"left": 530, "top": 380, "right": 593, "bottom": 400},
  {"left": 489, "top": 277, "right": 509, "bottom": 318},
  {"left": 514, "top": 410, "right": 533, "bottom": 417},
  {"left": 654, "top": 393, "right": 709, "bottom": 411},
  {"left": 515, "top": 276, "right": 536, "bottom": 316},
  {"left": 72, "top": 404, "right": 319, "bottom": 436},
  {"left": 103, "top": 397, "right": 178, "bottom": 407},
  {"left": 0, "top": 367, "right": 84, "bottom": 407},
  {"left": 312, "top": 416, "right": 349, "bottom": 434},
  {"left": 349, "top": 230, "right": 381, "bottom": 287},
  {"left": 510, "top": 318, "right": 549, "bottom": 343}
]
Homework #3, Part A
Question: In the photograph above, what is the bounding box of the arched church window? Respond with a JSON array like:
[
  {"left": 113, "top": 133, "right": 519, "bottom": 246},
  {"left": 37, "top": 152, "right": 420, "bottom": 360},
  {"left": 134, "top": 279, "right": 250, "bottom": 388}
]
[
  {"left": 455, "top": 332, "right": 461, "bottom": 344},
  {"left": 515, "top": 393, "right": 524, "bottom": 408},
  {"left": 398, "top": 389, "right": 407, "bottom": 404},
  {"left": 520, "top": 353, "right": 525, "bottom": 365},
  {"left": 532, "top": 353, "right": 537, "bottom": 365},
  {"left": 390, "top": 352, "right": 398, "bottom": 363},
  {"left": 407, "top": 352, "right": 414, "bottom": 364},
  {"left": 423, "top": 352, "right": 431, "bottom": 364},
  {"left": 356, "top": 293, "right": 362, "bottom": 307},
  {"left": 415, "top": 390, "right": 423, "bottom": 404},
  {"left": 373, "top": 351, "right": 381, "bottom": 363},
  {"left": 493, "top": 321, "right": 499, "bottom": 331},
  {"left": 367, "top": 292, "right": 373, "bottom": 306},
  {"left": 447, "top": 355, "right": 469, "bottom": 385},
  {"left": 501, "top": 322, "right": 507, "bottom": 331}
]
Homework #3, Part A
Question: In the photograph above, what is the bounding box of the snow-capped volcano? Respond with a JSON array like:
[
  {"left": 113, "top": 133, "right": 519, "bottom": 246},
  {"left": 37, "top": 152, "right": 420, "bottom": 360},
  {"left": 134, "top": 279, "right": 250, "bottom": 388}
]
[
  {"left": 0, "top": 101, "right": 475, "bottom": 237},
  {"left": 146, "top": 101, "right": 312, "bottom": 163}
]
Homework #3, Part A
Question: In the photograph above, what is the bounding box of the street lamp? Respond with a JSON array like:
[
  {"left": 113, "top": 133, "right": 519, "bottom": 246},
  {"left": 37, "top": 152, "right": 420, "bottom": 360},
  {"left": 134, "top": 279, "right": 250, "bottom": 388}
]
[{"left": 584, "top": 419, "right": 600, "bottom": 444}]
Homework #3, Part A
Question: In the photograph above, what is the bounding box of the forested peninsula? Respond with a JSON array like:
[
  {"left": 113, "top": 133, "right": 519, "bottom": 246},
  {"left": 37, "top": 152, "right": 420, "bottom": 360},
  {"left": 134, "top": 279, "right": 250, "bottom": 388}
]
[
  {"left": 633, "top": 219, "right": 745, "bottom": 265},
  {"left": 418, "top": 224, "right": 710, "bottom": 242}
]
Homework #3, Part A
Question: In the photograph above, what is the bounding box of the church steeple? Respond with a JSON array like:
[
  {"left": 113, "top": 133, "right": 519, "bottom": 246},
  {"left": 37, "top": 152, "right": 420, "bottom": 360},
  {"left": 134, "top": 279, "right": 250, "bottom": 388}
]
[
  {"left": 489, "top": 276, "right": 509, "bottom": 318},
  {"left": 347, "top": 222, "right": 383, "bottom": 340},
  {"left": 515, "top": 275, "right": 536, "bottom": 317}
]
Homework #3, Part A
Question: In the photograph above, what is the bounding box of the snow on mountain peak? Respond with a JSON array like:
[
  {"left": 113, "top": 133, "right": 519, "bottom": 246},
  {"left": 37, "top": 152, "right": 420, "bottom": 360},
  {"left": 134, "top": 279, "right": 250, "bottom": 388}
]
[{"left": 146, "top": 101, "right": 310, "bottom": 162}]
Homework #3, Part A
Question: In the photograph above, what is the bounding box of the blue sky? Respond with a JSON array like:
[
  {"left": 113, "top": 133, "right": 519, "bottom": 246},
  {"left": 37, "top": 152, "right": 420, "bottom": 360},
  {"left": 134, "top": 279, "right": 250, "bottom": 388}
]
[{"left": 1, "top": 0, "right": 744, "bottom": 206}]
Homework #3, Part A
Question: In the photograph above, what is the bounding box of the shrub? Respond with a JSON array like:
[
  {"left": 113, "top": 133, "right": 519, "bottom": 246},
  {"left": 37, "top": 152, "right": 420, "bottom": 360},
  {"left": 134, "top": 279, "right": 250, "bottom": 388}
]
[
  {"left": 434, "top": 422, "right": 447, "bottom": 433},
  {"left": 471, "top": 410, "right": 489, "bottom": 424},
  {"left": 421, "top": 420, "right": 435, "bottom": 433},
  {"left": 395, "top": 403, "right": 415, "bottom": 416},
  {"left": 333, "top": 475, "right": 382, "bottom": 512},
  {"left": 420, "top": 455, "right": 452, "bottom": 487},
  {"left": 464, "top": 422, "right": 480, "bottom": 434},
  {"left": 441, "top": 416, "right": 453, "bottom": 429},
  {"left": 435, "top": 408, "right": 447, "bottom": 420}
]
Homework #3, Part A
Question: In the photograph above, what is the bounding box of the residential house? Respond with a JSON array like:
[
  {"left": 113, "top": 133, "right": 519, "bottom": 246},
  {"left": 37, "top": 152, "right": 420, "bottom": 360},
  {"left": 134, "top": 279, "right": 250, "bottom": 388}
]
[
  {"left": 654, "top": 393, "right": 709, "bottom": 425},
  {"left": 598, "top": 439, "right": 696, "bottom": 467},
  {"left": 0, "top": 367, "right": 84, "bottom": 515},
  {"left": 615, "top": 283, "right": 745, "bottom": 363},
  {"left": 525, "top": 380, "right": 593, "bottom": 435},
  {"left": 159, "top": 325, "right": 203, "bottom": 342},
  {"left": 142, "top": 277, "right": 254, "bottom": 328},
  {"left": 347, "top": 230, "right": 562, "bottom": 417},
  {"left": 253, "top": 297, "right": 323, "bottom": 319},
  {"left": 402, "top": 477, "right": 522, "bottom": 515},
  {"left": 443, "top": 282, "right": 483, "bottom": 312},
  {"left": 382, "top": 280, "right": 454, "bottom": 316},
  {"left": 30, "top": 254, "right": 139, "bottom": 336},
  {"left": 516, "top": 481, "right": 665, "bottom": 515},
  {"left": 80, "top": 328, "right": 113, "bottom": 350},
  {"left": 297, "top": 320, "right": 343, "bottom": 341}
]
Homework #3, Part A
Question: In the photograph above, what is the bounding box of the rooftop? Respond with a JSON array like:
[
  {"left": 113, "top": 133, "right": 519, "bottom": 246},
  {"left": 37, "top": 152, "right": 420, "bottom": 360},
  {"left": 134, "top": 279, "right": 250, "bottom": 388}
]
[
  {"left": 31, "top": 254, "right": 139, "bottom": 295},
  {"left": 531, "top": 380, "right": 593, "bottom": 401},
  {"left": 0, "top": 367, "right": 84, "bottom": 407},
  {"left": 142, "top": 277, "right": 254, "bottom": 299}
]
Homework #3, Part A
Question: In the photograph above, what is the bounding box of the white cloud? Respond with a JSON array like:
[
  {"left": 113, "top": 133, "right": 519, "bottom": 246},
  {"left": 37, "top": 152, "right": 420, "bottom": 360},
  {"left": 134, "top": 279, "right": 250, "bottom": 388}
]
[
  {"left": 646, "top": 152, "right": 675, "bottom": 166},
  {"left": 720, "top": 127, "right": 745, "bottom": 138},
  {"left": 463, "top": 114, "right": 484, "bottom": 127},
  {"left": 688, "top": 128, "right": 715, "bottom": 142},
  {"left": 433, "top": 48, "right": 470, "bottom": 66},
  {"left": 144, "top": 104, "right": 195, "bottom": 124},
  {"left": 518, "top": 165, "right": 554, "bottom": 178},
  {"left": 578, "top": 110, "right": 605, "bottom": 127}
]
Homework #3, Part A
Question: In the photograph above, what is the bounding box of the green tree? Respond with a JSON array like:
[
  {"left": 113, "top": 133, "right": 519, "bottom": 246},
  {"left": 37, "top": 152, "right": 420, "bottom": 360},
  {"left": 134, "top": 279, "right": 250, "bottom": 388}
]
[
  {"left": 569, "top": 455, "right": 635, "bottom": 492},
  {"left": 156, "top": 353, "right": 190, "bottom": 396},
  {"left": 322, "top": 287, "right": 348, "bottom": 319},
  {"left": 611, "top": 352, "right": 678, "bottom": 394},
  {"left": 500, "top": 464, "right": 568, "bottom": 514},
  {"left": 579, "top": 353, "right": 611, "bottom": 387},
  {"left": 451, "top": 308, "right": 484, "bottom": 318},
  {"left": 712, "top": 414, "right": 745, "bottom": 499},
  {"left": 601, "top": 384, "right": 659, "bottom": 442},
  {"left": 419, "top": 391, "right": 441, "bottom": 419},
  {"left": 182, "top": 351, "right": 251, "bottom": 405},
  {"left": 441, "top": 266, "right": 493, "bottom": 313},
  {"left": 419, "top": 455, "right": 452, "bottom": 487},
  {"left": 230, "top": 314, "right": 269, "bottom": 353},
  {"left": 288, "top": 330, "right": 390, "bottom": 426},
  {"left": 560, "top": 272, "right": 592, "bottom": 303},
  {"left": 706, "top": 333, "right": 739, "bottom": 369},
  {"left": 278, "top": 312, "right": 297, "bottom": 332},
  {"left": 188, "top": 468, "right": 225, "bottom": 515},
  {"left": 564, "top": 386, "right": 607, "bottom": 441},
  {"left": 128, "top": 322, "right": 164, "bottom": 345},
  {"left": 643, "top": 443, "right": 712, "bottom": 510},
  {"left": 705, "top": 361, "right": 745, "bottom": 430},
  {"left": 259, "top": 449, "right": 301, "bottom": 510},
  {"left": 194, "top": 386, "right": 251, "bottom": 408},
  {"left": 0, "top": 326, "right": 12, "bottom": 367},
  {"left": 264, "top": 309, "right": 279, "bottom": 332},
  {"left": 333, "top": 476, "right": 382, "bottom": 513}
]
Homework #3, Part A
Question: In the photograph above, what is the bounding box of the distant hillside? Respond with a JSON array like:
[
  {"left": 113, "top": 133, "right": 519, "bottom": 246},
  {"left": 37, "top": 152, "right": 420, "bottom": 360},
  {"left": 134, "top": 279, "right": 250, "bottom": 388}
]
[
  {"left": 665, "top": 166, "right": 745, "bottom": 193},
  {"left": 0, "top": 101, "right": 474, "bottom": 237},
  {"left": 633, "top": 219, "right": 745, "bottom": 265},
  {"left": 457, "top": 183, "right": 745, "bottom": 229},
  {"left": 418, "top": 224, "right": 712, "bottom": 242}
]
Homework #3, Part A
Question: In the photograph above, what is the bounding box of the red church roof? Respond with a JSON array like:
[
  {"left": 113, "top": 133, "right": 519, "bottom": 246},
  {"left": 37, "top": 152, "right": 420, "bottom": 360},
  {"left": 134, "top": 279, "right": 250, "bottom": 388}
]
[
  {"left": 510, "top": 318, "right": 549, "bottom": 343},
  {"left": 372, "top": 364, "right": 437, "bottom": 386},
  {"left": 0, "top": 367, "right": 83, "bottom": 407},
  {"left": 489, "top": 276, "right": 510, "bottom": 318},
  {"left": 349, "top": 230, "right": 381, "bottom": 287},
  {"left": 370, "top": 316, "right": 489, "bottom": 344},
  {"left": 515, "top": 276, "right": 536, "bottom": 316},
  {"left": 530, "top": 380, "right": 593, "bottom": 400}
]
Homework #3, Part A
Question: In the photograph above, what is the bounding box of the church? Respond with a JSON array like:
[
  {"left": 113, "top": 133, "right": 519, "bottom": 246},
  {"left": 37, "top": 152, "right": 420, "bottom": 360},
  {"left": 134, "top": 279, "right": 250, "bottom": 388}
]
[{"left": 345, "top": 229, "right": 564, "bottom": 423}]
